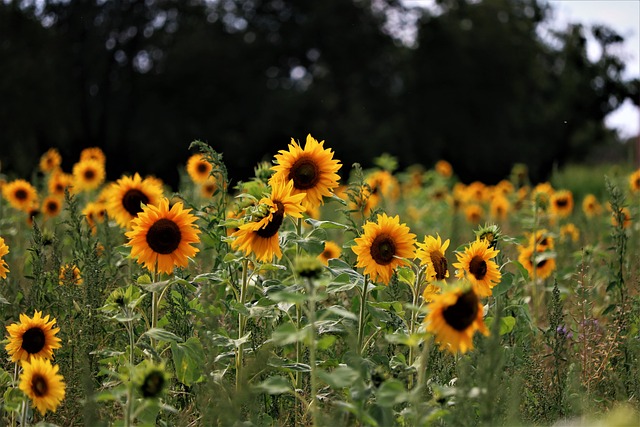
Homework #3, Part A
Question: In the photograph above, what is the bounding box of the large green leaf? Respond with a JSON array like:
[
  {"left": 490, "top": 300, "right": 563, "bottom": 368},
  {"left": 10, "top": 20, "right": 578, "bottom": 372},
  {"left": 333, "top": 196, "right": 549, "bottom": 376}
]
[{"left": 171, "top": 337, "right": 205, "bottom": 386}]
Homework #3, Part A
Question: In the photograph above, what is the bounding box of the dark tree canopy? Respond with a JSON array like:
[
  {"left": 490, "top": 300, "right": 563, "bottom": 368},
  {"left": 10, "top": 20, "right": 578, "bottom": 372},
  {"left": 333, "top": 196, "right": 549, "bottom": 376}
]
[{"left": 0, "top": 0, "right": 635, "bottom": 187}]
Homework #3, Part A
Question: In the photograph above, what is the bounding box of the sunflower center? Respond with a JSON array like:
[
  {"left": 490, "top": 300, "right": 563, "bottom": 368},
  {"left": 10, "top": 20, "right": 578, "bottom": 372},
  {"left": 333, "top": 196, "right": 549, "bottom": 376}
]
[
  {"left": 469, "top": 256, "right": 487, "bottom": 280},
  {"left": 22, "top": 327, "right": 46, "bottom": 354},
  {"left": 256, "top": 202, "right": 285, "bottom": 238},
  {"left": 15, "top": 189, "right": 28, "bottom": 201},
  {"left": 54, "top": 183, "right": 64, "bottom": 193},
  {"left": 430, "top": 250, "right": 448, "bottom": 280},
  {"left": 442, "top": 290, "right": 479, "bottom": 331},
  {"left": 537, "top": 259, "right": 547, "bottom": 268},
  {"left": 141, "top": 371, "right": 165, "bottom": 398},
  {"left": 555, "top": 198, "right": 568, "bottom": 207},
  {"left": 122, "top": 189, "right": 150, "bottom": 216},
  {"left": 288, "top": 157, "right": 319, "bottom": 190},
  {"left": 84, "top": 169, "right": 96, "bottom": 180},
  {"left": 46, "top": 201, "right": 59, "bottom": 213},
  {"left": 370, "top": 234, "right": 396, "bottom": 266},
  {"left": 196, "top": 162, "right": 209, "bottom": 174},
  {"left": 146, "top": 218, "right": 182, "bottom": 254},
  {"left": 31, "top": 374, "right": 49, "bottom": 397}
]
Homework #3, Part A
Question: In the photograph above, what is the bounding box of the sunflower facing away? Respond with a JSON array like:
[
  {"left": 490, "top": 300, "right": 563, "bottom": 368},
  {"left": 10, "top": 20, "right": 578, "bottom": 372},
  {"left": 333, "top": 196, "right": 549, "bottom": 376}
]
[
  {"left": 425, "top": 286, "right": 489, "bottom": 354},
  {"left": 72, "top": 159, "right": 105, "bottom": 192},
  {"left": 416, "top": 234, "right": 450, "bottom": 282},
  {"left": 231, "top": 180, "right": 306, "bottom": 262},
  {"left": 19, "top": 357, "right": 66, "bottom": 415},
  {"left": 517, "top": 245, "right": 556, "bottom": 280},
  {"left": 318, "top": 240, "right": 342, "bottom": 266},
  {"left": 5, "top": 311, "right": 62, "bottom": 362},
  {"left": 2, "top": 179, "right": 39, "bottom": 212},
  {"left": 0, "top": 236, "right": 9, "bottom": 279},
  {"left": 352, "top": 213, "right": 416, "bottom": 285},
  {"left": 126, "top": 198, "right": 201, "bottom": 274},
  {"left": 453, "top": 239, "right": 501, "bottom": 298},
  {"left": 107, "top": 173, "right": 164, "bottom": 228},
  {"left": 39, "top": 148, "right": 62, "bottom": 174},
  {"left": 186, "top": 153, "right": 213, "bottom": 184},
  {"left": 270, "top": 134, "right": 342, "bottom": 209}
]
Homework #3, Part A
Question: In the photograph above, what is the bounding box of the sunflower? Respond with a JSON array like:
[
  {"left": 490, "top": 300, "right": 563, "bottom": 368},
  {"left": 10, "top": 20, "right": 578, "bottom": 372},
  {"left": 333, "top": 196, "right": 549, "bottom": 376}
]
[
  {"left": 560, "top": 223, "right": 580, "bottom": 243},
  {"left": 582, "top": 194, "right": 602, "bottom": 218},
  {"left": 352, "top": 213, "right": 416, "bottom": 285},
  {"left": 42, "top": 196, "right": 62, "bottom": 219},
  {"left": 365, "top": 169, "right": 400, "bottom": 202},
  {"left": 48, "top": 171, "right": 74, "bottom": 198},
  {"left": 425, "top": 286, "right": 489, "bottom": 354},
  {"left": 517, "top": 245, "right": 556, "bottom": 280},
  {"left": 0, "top": 237, "right": 9, "bottom": 279},
  {"left": 416, "top": 234, "right": 450, "bottom": 282},
  {"left": 82, "top": 202, "right": 107, "bottom": 234},
  {"left": 526, "top": 229, "right": 554, "bottom": 251},
  {"left": 318, "top": 241, "right": 342, "bottom": 266},
  {"left": 2, "top": 179, "right": 39, "bottom": 212},
  {"left": 107, "top": 173, "right": 164, "bottom": 228},
  {"left": 422, "top": 283, "right": 441, "bottom": 302},
  {"left": 72, "top": 159, "right": 105, "bottom": 192},
  {"left": 200, "top": 176, "right": 218, "bottom": 198},
  {"left": 531, "top": 182, "right": 554, "bottom": 209},
  {"left": 134, "top": 361, "right": 168, "bottom": 399},
  {"left": 231, "top": 180, "right": 306, "bottom": 262},
  {"left": 186, "top": 154, "right": 213, "bottom": 184},
  {"left": 19, "top": 357, "right": 66, "bottom": 415},
  {"left": 550, "top": 190, "right": 574, "bottom": 218},
  {"left": 435, "top": 160, "right": 453, "bottom": 178},
  {"left": 26, "top": 205, "right": 41, "bottom": 227},
  {"left": 494, "top": 180, "right": 514, "bottom": 197},
  {"left": 453, "top": 239, "right": 501, "bottom": 297},
  {"left": 630, "top": 169, "right": 640, "bottom": 193},
  {"left": 464, "top": 203, "right": 484, "bottom": 224},
  {"left": 489, "top": 195, "right": 510, "bottom": 221},
  {"left": 80, "top": 147, "right": 106, "bottom": 165},
  {"left": 465, "top": 181, "right": 487, "bottom": 203},
  {"left": 611, "top": 207, "right": 632, "bottom": 229},
  {"left": 5, "top": 311, "right": 62, "bottom": 362},
  {"left": 126, "top": 198, "right": 201, "bottom": 274},
  {"left": 270, "top": 134, "right": 342, "bottom": 210},
  {"left": 39, "top": 148, "right": 62, "bottom": 174},
  {"left": 59, "top": 264, "right": 83, "bottom": 286}
]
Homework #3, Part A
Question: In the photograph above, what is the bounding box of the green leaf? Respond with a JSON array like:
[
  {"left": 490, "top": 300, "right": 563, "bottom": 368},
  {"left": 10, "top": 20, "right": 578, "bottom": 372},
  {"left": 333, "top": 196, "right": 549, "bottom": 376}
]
[
  {"left": 325, "top": 305, "right": 358, "bottom": 321},
  {"left": 268, "top": 290, "right": 308, "bottom": 304},
  {"left": 305, "top": 218, "right": 350, "bottom": 230},
  {"left": 396, "top": 267, "right": 415, "bottom": 286},
  {"left": 486, "top": 316, "right": 516, "bottom": 335},
  {"left": 318, "top": 366, "right": 360, "bottom": 389},
  {"left": 253, "top": 376, "right": 292, "bottom": 395},
  {"left": 144, "top": 328, "right": 183, "bottom": 343},
  {"left": 376, "top": 379, "right": 410, "bottom": 407},
  {"left": 317, "top": 334, "right": 337, "bottom": 350},
  {"left": 491, "top": 271, "right": 514, "bottom": 296},
  {"left": 171, "top": 337, "right": 205, "bottom": 386},
  {"left": 271, "top": 323, "right": 307, "bottom": 345},
  {"left": 139, "top": 279, "right": 171, "bottom": 293}
]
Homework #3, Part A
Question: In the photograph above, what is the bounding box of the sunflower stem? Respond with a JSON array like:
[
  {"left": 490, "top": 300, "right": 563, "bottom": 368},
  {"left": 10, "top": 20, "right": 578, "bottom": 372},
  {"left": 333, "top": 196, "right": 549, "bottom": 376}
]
[
  {"left": 407, "top": 269, "right": 423, "bottom": 390},
  {"left": 294, "top": 217, "right": 303, "bottom": 391},
  {"left": 11, "top": 362, "right": 19, "bottom": 427},
  {"left": 357, "top": 276, "right": 370, "bottom": 355},
  {"left": 305, "top": 277, "right": 319, "bottom": 427},
  {"left": 150, "top": 266, "right": 158, "bottom": 349},
  {"left": 236, "top": 258, "right": 249, "bottom": 393},
  {"left": 20, "top": 399, "right": 28, "bottom": 427}
]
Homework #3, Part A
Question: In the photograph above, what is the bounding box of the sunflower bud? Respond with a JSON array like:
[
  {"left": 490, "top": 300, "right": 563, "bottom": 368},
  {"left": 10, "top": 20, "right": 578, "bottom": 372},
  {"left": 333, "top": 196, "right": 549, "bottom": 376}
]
[
  {"left": 294, "top": 255, "right": 324, "bottom": 280},
  {"left": 474, "top": 224, "right": 501, "bottom": 250}
]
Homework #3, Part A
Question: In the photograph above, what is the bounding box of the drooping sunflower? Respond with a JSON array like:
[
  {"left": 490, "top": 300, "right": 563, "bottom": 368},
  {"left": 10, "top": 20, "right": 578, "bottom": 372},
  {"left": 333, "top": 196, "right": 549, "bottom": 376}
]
[
  {"left": 72, "top": 159, "right": 105, "bottom": 192},
  {"left": 39, "top": 148, "right": 62, "bottom": 174},
  {"left": 435, "top": 160, "right": 453, "bottom": 178},
  {"left": 550, "top": 190, "right": 574, "bottom": 218},
  {"left": 352, "top": 213, "right": 417, "bottom": 285},
  {"left": 107, "top": 173, "right": 164, "bottom": 228},
  {"left": 629, "top": 169, "right": 640, "bottom": 193},
  {"left": 42, "top": 196, "right": 62, "bottom": 219},
  {"left": 517, "top": 245, "right": 556, "bottom": 280},
  {"left": 231, "top": 180, "right": 306, "bottom": 262},
  {"left": 425, "top": 286, "right": 489, "bottom": 354},
  {"left": 82, "top": 202, "right": 107, "bottom": 234},
  {"left": 186, "top": 153, "right": 213, "bottom": 184},
  {"left": 48, "top": 171, "right": 74, "bottom": 198},
  {"left": 2, "top": 179, "right": 39, "bottom": 212},
  {"left": 270, "top": 134, "right": 342, "bottom": 209},
  {"left": 453, "top": 239, "right": 501, "bottom": 298},
  {"left": 126, "top": 198, "right": 201, "bottom": 274},
  {"left": 318, "top": 240, "right": 342, "bottom": 266},
  {"left": 416, "top": 234, "right": 450, "bottom": 282},
  {"left": 59, "top": 264, "right": 83, "bottom": 286},
  {"left": 80, "top": 146, "right": 106, "bottom": 165},
  {"left": 0, "top": 236, "right": 9, "bottom": 279},
  {"left": 581, "top": 194, "right": 602, "bottom": 218},
  {"left": 19, "top": 357, "right": 66, "bottom": 416},
  {"left": 5, "top": 311, "right": 62, "bottom": 362}
]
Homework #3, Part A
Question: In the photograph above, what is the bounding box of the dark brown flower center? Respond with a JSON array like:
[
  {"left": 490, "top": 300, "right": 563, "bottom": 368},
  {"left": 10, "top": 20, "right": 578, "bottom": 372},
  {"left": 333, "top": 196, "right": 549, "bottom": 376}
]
[
  {"left": 141, "top": 371, "right": 165, "bottom": 398},
  {"left": 46, "top": 200, "right": 59, "bottom": 213},
  {"left": 555, "top": 198, "right": 568, "bottom": 207},
  {"left": 31, "top": 374, "right": 48, "bottom": 397},
  {"left": 15, "top": 189, "right": 28, "bottom": 201},
  {"left": 370, "top": 234, "right": 396, "bottom": 265},
  {"left": 22, "top": 327, "right": 46, "bottom": 354},
  {"left": 288, "top": 156, "right": 319, "bottom": 190},
  {"left": 84, "top": 169, "right": 96, "bottom": 180},
  {"left": 196, "top": 162, "right": 209, "bottom": 174},
  {"left": 54, "top": 183, "right": 64, "bottom": 193},
  {"left": 537, "top": 259, "right": 547, "bottom": 268},
  {"left": 256, "top": 202, "right": 285, "bottom": 238},
  {"left": 442, "top": 290, "right": 479, "bottom": 331},
  {"left": 430, "top": 250, "right": 448, "bottom": 280},
  {"left": 146, "top": 218, "right": 181, "bottom": 254},
  {"left": 469, "top": 255, "right": 487, "bottom": 280},
  {"left": 122, "top": 189, "right": 150, "bottom": 216}
]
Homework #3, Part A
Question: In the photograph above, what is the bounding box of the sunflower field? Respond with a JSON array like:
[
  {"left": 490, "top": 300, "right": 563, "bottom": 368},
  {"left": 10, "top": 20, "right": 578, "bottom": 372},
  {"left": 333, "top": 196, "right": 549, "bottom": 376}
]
[{"left": 0, "top": 137, "right": 639, "bottom": 427}]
